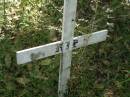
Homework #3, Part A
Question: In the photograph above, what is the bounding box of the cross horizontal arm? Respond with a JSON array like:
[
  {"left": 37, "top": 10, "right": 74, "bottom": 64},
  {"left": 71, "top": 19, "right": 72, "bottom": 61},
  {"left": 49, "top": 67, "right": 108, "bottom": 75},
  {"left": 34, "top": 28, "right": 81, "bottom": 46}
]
[{"left": 16, "top": 30, "right": 108, "bottom": 64}]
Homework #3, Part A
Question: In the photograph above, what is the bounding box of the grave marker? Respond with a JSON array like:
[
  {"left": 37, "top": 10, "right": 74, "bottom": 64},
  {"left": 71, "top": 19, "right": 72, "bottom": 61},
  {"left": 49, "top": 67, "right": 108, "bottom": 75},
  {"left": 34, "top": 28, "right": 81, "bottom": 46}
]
[{"left": 16, "top": 0, "right": 108, "bottom": 97}]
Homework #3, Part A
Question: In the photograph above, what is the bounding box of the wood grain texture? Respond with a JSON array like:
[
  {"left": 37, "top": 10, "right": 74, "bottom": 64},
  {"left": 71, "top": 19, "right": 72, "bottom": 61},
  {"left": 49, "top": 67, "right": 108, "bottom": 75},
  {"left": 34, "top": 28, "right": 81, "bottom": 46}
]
[
  {"left": 58, "top": 0, "right": 77, "bottom": 96},
  {"left": 16, "top": 30, "right": 108, "bottom": 64}
]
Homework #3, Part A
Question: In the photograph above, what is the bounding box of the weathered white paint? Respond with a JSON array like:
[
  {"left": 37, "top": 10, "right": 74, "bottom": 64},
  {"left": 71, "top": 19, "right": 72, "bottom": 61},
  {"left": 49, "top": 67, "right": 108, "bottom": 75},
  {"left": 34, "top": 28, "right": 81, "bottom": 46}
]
[
  {"left": 16, "top": 30, "right": 108, "bottom": 64},
  {"left": 58, "top": 0, "right": 77, "bottom": 96},
  {"left": 16, "top": 0, "right": 108, "bottom": 96}
]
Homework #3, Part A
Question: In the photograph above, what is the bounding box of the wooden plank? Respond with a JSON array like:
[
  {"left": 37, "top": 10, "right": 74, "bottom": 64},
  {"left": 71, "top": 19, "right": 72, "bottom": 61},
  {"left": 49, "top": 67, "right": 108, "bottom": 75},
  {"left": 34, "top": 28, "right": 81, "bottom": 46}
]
[
  {"left": 16, "top": 30, "right": 108, "bottom": 64},
  {"left": 75, "top": 30, "right": 108, "bottom": 48},
  {"left": 58, "top": 0, "right": 77, "bottom": 96},
  {"left": 16, "top": 41, "right": 61, "bottom": 64}
]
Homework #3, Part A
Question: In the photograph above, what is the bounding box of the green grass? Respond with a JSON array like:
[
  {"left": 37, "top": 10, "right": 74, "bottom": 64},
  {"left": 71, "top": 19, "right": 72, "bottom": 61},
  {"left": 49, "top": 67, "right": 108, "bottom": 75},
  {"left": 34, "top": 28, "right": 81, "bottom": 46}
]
[{"left": 0, "top": 0, "right": 130, "bottom": 97}]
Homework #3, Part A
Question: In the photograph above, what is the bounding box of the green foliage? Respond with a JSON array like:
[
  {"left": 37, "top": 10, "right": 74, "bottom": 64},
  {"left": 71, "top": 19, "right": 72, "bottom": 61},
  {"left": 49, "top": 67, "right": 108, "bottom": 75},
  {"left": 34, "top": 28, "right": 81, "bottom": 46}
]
[
  {"left": 0, "top": 0, "right": 130, "bottom": 97},
  {"left": 67, "top": 0, "right": 130, "bottom": 97}
]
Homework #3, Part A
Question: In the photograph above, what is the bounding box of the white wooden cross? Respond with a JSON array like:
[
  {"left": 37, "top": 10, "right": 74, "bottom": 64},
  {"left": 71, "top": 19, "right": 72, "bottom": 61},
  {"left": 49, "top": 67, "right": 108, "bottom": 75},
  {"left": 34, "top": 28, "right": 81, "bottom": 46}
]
[{"left": 16, "top": 0, "right": 108, "bottom": 97}]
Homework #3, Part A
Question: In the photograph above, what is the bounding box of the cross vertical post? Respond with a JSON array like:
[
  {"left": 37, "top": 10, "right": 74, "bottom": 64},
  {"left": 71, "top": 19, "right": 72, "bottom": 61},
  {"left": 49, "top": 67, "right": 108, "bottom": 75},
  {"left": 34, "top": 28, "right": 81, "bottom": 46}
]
[
  {"left": 58, "top": 0, "right": 77, "bottom": 97},
  {"left": 16, "top": 0, "right": 108, "bottom": 96}
]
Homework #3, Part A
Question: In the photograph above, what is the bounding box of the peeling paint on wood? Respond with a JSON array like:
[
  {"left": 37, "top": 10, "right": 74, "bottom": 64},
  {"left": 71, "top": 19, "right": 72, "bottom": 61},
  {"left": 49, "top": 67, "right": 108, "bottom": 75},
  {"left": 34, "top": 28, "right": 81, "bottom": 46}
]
[{"left": 16, "top": 30, "right": 108, "bottom": 64}]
